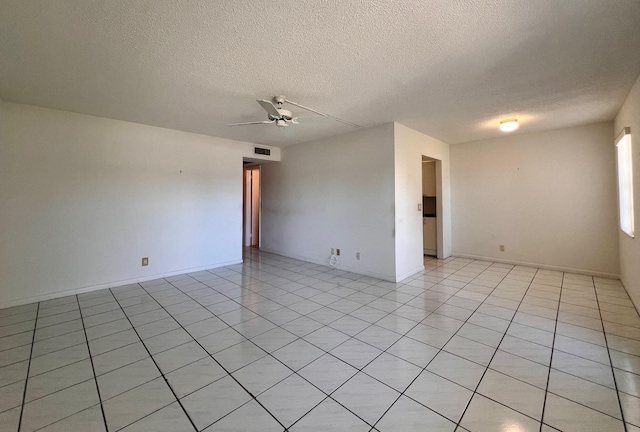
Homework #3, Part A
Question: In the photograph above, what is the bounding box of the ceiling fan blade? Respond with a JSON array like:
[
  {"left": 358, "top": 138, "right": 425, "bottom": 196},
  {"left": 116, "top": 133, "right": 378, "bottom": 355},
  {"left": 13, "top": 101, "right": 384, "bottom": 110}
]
[
  {"left": 292, "top": 116, "right": 336, "bottom": 125},
  {"left": 282, "top": 126, "right": 295, "bottom": 138},
  {"left": 226, "top": 120, "right": 275, "bottom": 126},
  {"left": 256, "top": 99, "right": 281, "bottom": 118}
]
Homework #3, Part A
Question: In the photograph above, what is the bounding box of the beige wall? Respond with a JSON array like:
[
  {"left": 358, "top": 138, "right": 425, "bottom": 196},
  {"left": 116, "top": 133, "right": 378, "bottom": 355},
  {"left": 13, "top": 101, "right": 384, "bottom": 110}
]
[
  {"left": 0, "top": 102, "right": 279, "bottom": 308},
  {"left": 451, "top": 122, "right": 619, "bottom": 277},
  {"left": 614, "top": 74, "right": 640, "bottom": 308}
]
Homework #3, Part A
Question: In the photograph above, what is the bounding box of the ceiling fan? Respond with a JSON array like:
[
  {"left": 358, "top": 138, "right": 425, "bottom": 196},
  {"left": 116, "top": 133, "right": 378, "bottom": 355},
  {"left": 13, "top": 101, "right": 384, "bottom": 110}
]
[{"left": 227, "top": 95, "right": 360, "bottom": 129}]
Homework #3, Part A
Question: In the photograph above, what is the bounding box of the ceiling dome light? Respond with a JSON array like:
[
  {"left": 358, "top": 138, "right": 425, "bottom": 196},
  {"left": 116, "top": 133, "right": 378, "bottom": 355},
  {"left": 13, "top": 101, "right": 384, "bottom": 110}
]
[{"left": 499, "top": 119, "right": 519, "bottom": 132}]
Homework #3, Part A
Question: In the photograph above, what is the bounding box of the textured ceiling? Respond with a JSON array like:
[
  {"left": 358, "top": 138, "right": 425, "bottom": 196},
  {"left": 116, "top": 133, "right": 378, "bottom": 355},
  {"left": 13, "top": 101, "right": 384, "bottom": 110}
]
[{"left": 2, "top": 0, "right": 640, "bottom": 146}]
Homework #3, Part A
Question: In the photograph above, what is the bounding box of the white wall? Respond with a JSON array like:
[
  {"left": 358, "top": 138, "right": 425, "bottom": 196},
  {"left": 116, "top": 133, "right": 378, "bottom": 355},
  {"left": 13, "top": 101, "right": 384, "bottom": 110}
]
[
  {"left": 0, "top": 102, "right": 279, "bottom": 308},
  {"left": 394, "top": 123, "right": 452, "bottom": 280},
  {"left": 451, "top": 122, "right": 619, "bottom": 277},
  {"left": 260, "top": 124, "right": 397, "bottom": 280},
  {"left": 614, "top": 74, "right": 640, "bottom": 308}
]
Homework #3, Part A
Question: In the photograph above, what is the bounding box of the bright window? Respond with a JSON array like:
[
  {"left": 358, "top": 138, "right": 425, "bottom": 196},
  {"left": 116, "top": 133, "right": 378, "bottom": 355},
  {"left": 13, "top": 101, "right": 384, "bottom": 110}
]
[{"left": 616, "top": 127, "right": 634, "bottom": 238}]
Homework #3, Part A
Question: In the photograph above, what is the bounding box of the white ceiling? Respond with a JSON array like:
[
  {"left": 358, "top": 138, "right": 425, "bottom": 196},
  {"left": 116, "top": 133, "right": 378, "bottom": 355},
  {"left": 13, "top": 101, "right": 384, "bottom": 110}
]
[{"left": 2, "top": 0, "right": 640, "bottom": 147}]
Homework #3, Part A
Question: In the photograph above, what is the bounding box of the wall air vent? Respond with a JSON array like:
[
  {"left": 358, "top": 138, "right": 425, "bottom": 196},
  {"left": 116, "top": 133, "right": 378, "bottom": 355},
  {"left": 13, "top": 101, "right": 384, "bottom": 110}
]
[{"left": 254, "top": 147, "right": 271, "bottom": 156}]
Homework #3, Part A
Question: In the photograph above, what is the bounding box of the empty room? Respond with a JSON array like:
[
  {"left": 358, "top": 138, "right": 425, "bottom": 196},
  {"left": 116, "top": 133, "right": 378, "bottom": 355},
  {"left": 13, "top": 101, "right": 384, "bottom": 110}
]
[{"left": 2, "top": 1, "right": 640, "bottom": 431}]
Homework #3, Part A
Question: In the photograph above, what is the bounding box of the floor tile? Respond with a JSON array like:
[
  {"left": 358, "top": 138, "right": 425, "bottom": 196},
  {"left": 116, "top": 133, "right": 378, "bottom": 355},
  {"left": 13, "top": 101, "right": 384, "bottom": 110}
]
[
  {"left": 619, "top": 391, "right": 640, "bottom": 428},
  {"left": 443, "top": 335, "right": 496, "bottom": 366},
  {"left": 250, "top": 327, "right": 298, "bottom": 353},
  {"left": 614, "top": 367, "right": 640, "bottom": 397},
  {"left": 405, "top": 370, "right": 473, "bottom": 423},
  {"left": 25, "top": 358, "right": 94, "bottom": 402},
  {"left": 386, "top": 336, "right": 439, "bottom": 368},
  {"left": 405, "top": 324, "right": 454, "bottom": 349},
  {"left": 330, "top": 338, "right": 383, "bottom": 369},
  {"left": 257, "top": 374, "right": 326, "bottom": 428},
  {"left": 298, "top": 353, "right": 358, "bottom": 394},
  {"left": 37, "top": 405, "right": 106, "bottom": 432},
  {"left": 0, "top": 406, "right": 20, "bottom": 432},
  {"left": 375, "top": 395, "right": 456, "bottom": 431},
  {"left": 182, "top": 376, "right": 251, "bottom": 430},
  {"left": 102, "top": 377, "right": 176, "bottom": 431},
  {"left": 362, "top": 352, "right": 422, "bottom": 392},
  {"left": 477, "top": 368, "right": 545, "bottom": 419},
  {"left": 354, "top": 325, "right": 402, "bottom": 350},
  {"left": 214, "top": 340, "right": 266, "bottom": 372},
  {"left": 548, "top": 368, "right": 621, "bottom": 418},
  {"left": 97, "top": 357, "right": 161, "bottom": 400},
  {"left": 488, "top": 349, "right": 550, "bottom": 389},
  {"left": 204, "top": 400, "right": 283, "bottom": 431},
  {"left": 3, "top": 252, "right": 640, "bottom": 432},
  {"left": 303, "top": 326, "right": 351, "bottom": 351},
  {"left": 28, "top": 344, "right": 89, "bottom": 378},
  {"left": 551, "top": 350, "right": 615, "bottom": 388},
  {"left": 0, "top": 380, "right": 25, "bottom": 413},
  {"left": 426, "top": 351, "right": 486, "bottom": 390},
  {"left": 460, "top": 393, "right": 540, "bottom": 432},
  {"left": 232, "top": 355, "right": 292, "bottom": 396},
  {"left": 498, "top": 335, "right": 552, "bottom": 366},
  {"left": 153, "top": 340, "right": 208, "bottom": 374},
  {"left": 542, "top": 393, "right": 625, "bottom": 432},
  {"left": 92, "top": 341, "right": 148, "bottom": 375},
  {"left": 0, "top": 360, "right": 28, "bottom": 387},
  {"left": 120, "top": 402, "right": 193, "bottom": 432},
  {"left": 166, "top": 356, "right": 227, "bottom": 398},
  {"left": 289, "top": 398, "right": 369, "bottom": 431},
  {"left": 21, "top": 380, "right": 100, "bottom": 432},
  {"left": 272, "top": 339, "right": 324, "bottom": 371}
]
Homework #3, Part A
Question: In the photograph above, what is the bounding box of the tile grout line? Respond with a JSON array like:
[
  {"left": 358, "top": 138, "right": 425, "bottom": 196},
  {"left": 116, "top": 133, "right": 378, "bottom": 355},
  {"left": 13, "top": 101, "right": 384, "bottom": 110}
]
[
  {"left": 6, "top": 253, "right": 630, "bottom": 432},
  {"left": 592, "top": 277, "right": 629, "bottom": 431},
  {"left": 168, "top": 256, "right": 415, "bottom": 430},
  {"left": 108, "top": 288, "right": 200, "bottom": 432},
  {"left": 17, "top": 303, "right": 39, "bottom": 432},
  {"left": 135, "top": 282, "right": 290, "bottom": 432},
  {"left": 75, "top": 295, "right": 110, "bottom": 432},
  {"left": 366, "top": 261, "right": 520, "bottom": 430},
  {"left": 454, "top": 268, "right": 542, "bottom": 429},
  {"left": 538, "top": 271, "right": 565, "bottom": 432}
]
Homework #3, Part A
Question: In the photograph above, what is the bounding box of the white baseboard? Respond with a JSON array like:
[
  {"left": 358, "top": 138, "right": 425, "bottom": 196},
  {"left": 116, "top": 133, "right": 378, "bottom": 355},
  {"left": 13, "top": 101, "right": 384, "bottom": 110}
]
[
  {"left": 0, "top": 259, "right": 243, "bottom": 310},
  {"left": 397, "top": 264, "right": 426, "bottom": 283},
  {"left": 451, "top": 253, "right": 620, "bottom": 280},
  {"left": 619, "top": 278, "right": 640, "bottom": 314},
  {"left": 259, "top": 248, "right": 397, "bottom": 282}
]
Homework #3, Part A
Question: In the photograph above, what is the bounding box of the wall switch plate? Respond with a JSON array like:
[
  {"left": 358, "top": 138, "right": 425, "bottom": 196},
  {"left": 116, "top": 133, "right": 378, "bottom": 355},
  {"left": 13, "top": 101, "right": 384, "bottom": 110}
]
[
  {"left": 499, "top": 245, "right": 505, "bottom": 252},
  {"left": 142, "top": 257, "right": 149, "bottom": 266},
  {"left": 336, "top": 249, "right": 340, "bottom": 256},
  {"left": 418, "top": 203, "right": 422, "bottom": 211},
  {"left": 356, "top": 252, "right": 360, "bottom": 260}
]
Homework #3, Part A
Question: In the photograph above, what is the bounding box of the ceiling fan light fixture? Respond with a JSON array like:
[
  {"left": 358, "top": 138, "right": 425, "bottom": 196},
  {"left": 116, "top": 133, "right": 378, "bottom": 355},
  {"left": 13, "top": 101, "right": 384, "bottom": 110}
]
[{"left": 499, "top": 119, "right": 519, "bottom": 132}]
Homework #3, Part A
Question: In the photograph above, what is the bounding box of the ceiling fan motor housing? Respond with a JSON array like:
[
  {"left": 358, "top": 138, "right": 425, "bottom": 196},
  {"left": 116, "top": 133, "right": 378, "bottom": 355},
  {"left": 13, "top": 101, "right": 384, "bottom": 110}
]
[{"left": 269, "top": 108, "right": 293, "bottom": 122}]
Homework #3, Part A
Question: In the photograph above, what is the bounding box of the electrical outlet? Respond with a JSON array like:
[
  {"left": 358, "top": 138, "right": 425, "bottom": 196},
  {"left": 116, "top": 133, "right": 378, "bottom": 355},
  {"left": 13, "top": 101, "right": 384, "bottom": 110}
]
[
  {"left": 356, "top": 252, "right": 361, "bottom": 260},
  {"left": 142, "top": 257, "right": 149, "bottom": 266},
  {"left": 331, "top": 248, "right": 335, "bottom": 255},
  {"left": 336, "top": 248, "right": 340, "bottom": 256},
  {"left": 499, "top": 245, "right": 505, "bottom": 252}
]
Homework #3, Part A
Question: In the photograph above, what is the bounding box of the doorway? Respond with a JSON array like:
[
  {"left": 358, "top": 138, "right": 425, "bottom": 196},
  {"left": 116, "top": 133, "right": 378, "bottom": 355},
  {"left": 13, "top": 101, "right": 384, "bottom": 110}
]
[
  {"left": 243, "top": 165, "right": 261, "bottom": 248},
  {"left": 422, "top": 155, "right": 443, "bottom": 258}
]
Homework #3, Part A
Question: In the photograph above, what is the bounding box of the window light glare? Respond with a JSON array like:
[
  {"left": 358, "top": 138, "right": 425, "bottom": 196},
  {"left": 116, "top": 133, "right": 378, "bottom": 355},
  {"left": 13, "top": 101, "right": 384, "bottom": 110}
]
[
  {"left": 499, "top": 119, "right": 519, "bottom": 132},
  {"left": 616, "top": 127, "right": 634, "bottom": 238}
]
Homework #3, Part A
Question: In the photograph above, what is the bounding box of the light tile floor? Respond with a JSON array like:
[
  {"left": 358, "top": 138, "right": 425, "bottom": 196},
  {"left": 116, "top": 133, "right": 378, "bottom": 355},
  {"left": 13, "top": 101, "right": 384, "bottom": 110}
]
[{"left": 1, "top": 249, "right": 640, "bottom": 431}]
